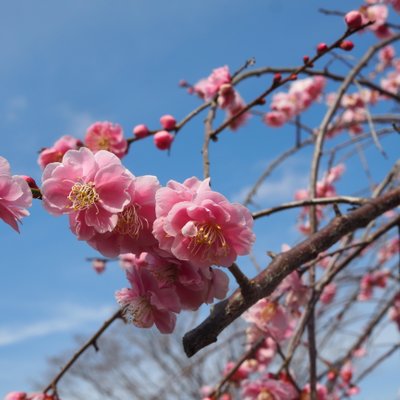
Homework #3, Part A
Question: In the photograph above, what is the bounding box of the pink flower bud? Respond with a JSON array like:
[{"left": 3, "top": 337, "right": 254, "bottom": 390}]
[
  {"left": 21, "top": 176, "right": 39, "bottom": 190},
  {"left": 160, "top": 114, "right": 176, "bottom": 130},
  {"left": 133, "top": 124, "right": 149, "bottom": 139},
  {"left": 317, "top": 43, "right": 328, "bottom": 54},
  {"left": 273, "top": 73, "right": 282, "bottom": 83},
  {"left": 154, "top": 130, "right": 174, "bottom": 150},
  {"left": 345, "top": 10, "right": 363, "bottom": 29},
  {"left": 340, "top": 40, "right": 355, "bottom": 51}
]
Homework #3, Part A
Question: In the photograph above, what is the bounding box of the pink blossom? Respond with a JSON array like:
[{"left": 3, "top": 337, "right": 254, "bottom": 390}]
[
  {"left": 243, "top": 299, "right": 293, "bottom": 341},
  {"left": 133, "top": 124, "right": 149, "bottom": 139},
  {"left": 217, "top": 84, "right": 237, "bottom": 109},
  {"left": 41, "top": 147, "right": 133, "bottom": 237},
  {"left": 0, "top": 156, "right": 32, "bottom": 232},
  {"left": 301, "top": 383, "right": 329, "bottom": 400},
  {"left": 154, "top": 130, "right": 174, "bottom": 150},
  {"left": 223, "top": 361, "right": 250, "bottom": 382},
  {"left": 85, "top": 121, "right": 127, "bottom": 159},
  {"left": 194, "top": 66, "right": 231, "bottom": 100},
  {"left": 320, "top": 283, "right": 337, "bottom": 305},
  {"left": 241, "top": 375, "right": 298, "bottom": 400},
  {"left": 38, "top": 135, "right": 81, "bottom": 169},
  {"left": 361, "top": 4, "right": 390, "bottom": 37},
  {"left": 264, "top": 76, "right": 325, "bottom": 128},
  {"left": 153, "top": 177, "right": 255, "bottom": 268},
  {"left": 160, "top": 114, "right": 177, "bottom": 130},
  {"left": 116, "top": 263, "right": 181, "bottom": 333},
  {"left": 276, "top": 270, "right": 309, "bottom": 313},
  {"left": 225, "top": 91, "right": 251, "bottom": 131},
  {"left": 358, "top": 269, "right": 390, "bottom": 301},
  {"left": 263, "top": 110, "right": 287, "bottom": 127},
  {"left": 378, "top": 45, "right": 395, "bottom": 70},
  {"left": 4, "top": 393, "right": 27, "bottom": 400},
  {"left": 119, "top": 251, "right": 229, "bottom": 311},
  {"left": 86, "top": 175, "right": 160, "bottom": 257}
]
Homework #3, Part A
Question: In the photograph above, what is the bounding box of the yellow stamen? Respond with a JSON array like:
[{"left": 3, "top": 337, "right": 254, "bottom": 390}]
[
  {"left": 188, "top": 222, "right": 229, "bottom": 261},
  {"left": 67, "top": 182, "right": 99, "bottom": 211},
  {"left": 114, "top": 204, "right": 147, "bottom": 237}
]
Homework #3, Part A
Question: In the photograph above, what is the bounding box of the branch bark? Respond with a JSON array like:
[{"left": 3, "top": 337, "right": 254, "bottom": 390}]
[{"left": 182, "top": 186, "right": 400, "bottom": 357}]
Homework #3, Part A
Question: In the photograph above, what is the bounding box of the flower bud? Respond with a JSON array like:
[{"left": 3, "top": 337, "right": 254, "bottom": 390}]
[
  {"left": 160, "top": 114, "right": 176, "bottom": 130},
  {"left": 345, "top": 10, "right": 363, "bottom": 29},
  {"left": 154, "top": 130, "right": 174, "bottom": 150},
  {"left": 273, "top": 73, "right": 282, "bottom": 84},
  {"left": 339, "top": 40, "right": 354, "bottom": 51},
  {"left": 317, "top": 43, "right": 328, "bottom": 54},
  {"left": 133, "top": 124, "right": 149, "bottom": 139}
]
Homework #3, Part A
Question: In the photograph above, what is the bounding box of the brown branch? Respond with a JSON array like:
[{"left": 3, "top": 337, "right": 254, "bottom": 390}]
[
  {"left": 202, "top": 101, "right": 218, "bottom": 179},
  {"left": 182, "top": 187, "right": 400, "bottom": 357},
  {"left": 209, "top": 22, "right": 375, "bottom": 141},
  {"left": 252, "top": 196, "right": 367, "bottom": 219},
  {"left": 43, "top": 309, "right": 122, "bottom": 394}
]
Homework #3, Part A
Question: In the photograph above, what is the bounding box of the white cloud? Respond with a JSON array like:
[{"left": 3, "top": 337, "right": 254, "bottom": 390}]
[
  {"left": 57, "top": 105, "right": 96, "bottom": 136},
  {"left": 0, "top": 303, "right": 114, "bottom": 346},
  {"left": 233, "top": 168, "right": 309, "bottom": 205}
]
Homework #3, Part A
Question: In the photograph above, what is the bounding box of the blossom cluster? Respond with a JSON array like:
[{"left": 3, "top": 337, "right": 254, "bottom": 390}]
[
  {"left": 0, "top": 157, "right": 32, "bottom": 232},
  {"left": 4, "top": 393, "right": 57, "bottom": 400},
  {"left": 295, "top": 164, "right": 346, "bottom": 235},
  {"left": 263, "top": 76, "right": 326, "bottom": 128},
  {"left": 40, "top": 147, "right": 255, "bottom": 333},
  {"left": 189, "top": 65, "right": 251, "bottom": 131},
  {"left": 38, "top": 121, "right": 127, "bottom": 169}
]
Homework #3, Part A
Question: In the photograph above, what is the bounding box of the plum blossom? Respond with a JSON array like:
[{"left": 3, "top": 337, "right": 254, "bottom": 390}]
[
  {"left": 320, "top": 282, "right": 337, "bottom": 305},
  {"left": 86, "top": 175, "right": 160, "bottom": 257},
  {"left": 116, "top": 263, "right": 181, "bottom": 333},
  {"left": 0, "top": 156, "right": 32, "bottom": 232},
  {"left": 241, "top": 374, "right": 298, "bottom": 400},
  {"left": 38, "top": 135, "right": 82, "bottom": 169},
  {"left": 41, "top": 147, "right": 133, "bottom": 238},
  {"left": 243, "top": 299, "right": 293, "bottom": 342},
  {"left": 119, "top": 251, "right": 229, "bottom": 312},
  {"left": 264, "top": 76, "right": 325, "bottom": 128},
  {"left": 193, "top": 65, "right": 232, "bottom": 100},
  {"left": 358, "top": 269, "right": 390, "bottom": 301},
  {"left": 4, "top": 394, "right": 58, "bottom": 400},
  {"left": 153, "top": 177, "right": 255, "bottom": 268},
  {"left": 85, "top": 121, "right": 127, "bottom": 159},
  {"left": 295, "top": 164, "right": 345, "bottom": 234},
  {"left": 300, "top": 383, "right": 329, "bottom": 400}
]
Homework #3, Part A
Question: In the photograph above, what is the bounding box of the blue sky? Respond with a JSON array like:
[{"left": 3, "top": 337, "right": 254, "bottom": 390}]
[{"left": 1, "top": 0, "right": 399, "bottom": 398}]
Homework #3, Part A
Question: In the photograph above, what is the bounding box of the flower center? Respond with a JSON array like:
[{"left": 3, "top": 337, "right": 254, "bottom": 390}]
[
  {"left": 257, "top": 390, "right": 274, "bottom": 400},
  {"left": 260, "top": 302, "right": 277, "bottom": 322},
  {"left": 123, "top": 296, "right": 151, "bottom": 327},
  {"left": 114, "top": 204, "right": 147, "bottom": 237},
  {"left": 96, "top": 135, "right": 110, "bottom": 151},
  {"left": 67, "top": 182, "right": 99, "bottom": 211},
  {"left": 188, "top": 222, "right": 229, "bottom": 261}
]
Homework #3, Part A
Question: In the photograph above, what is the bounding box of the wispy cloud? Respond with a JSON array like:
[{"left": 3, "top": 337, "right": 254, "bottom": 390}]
[
  {"left": 0, "top": 303, "right": 113, "bottom": 346},
  {"left": 57, "top": 105, "right": 96, "bottom": 136},
  {"left": 232, "top": 167, "right": 309, "bottom": 205}
]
